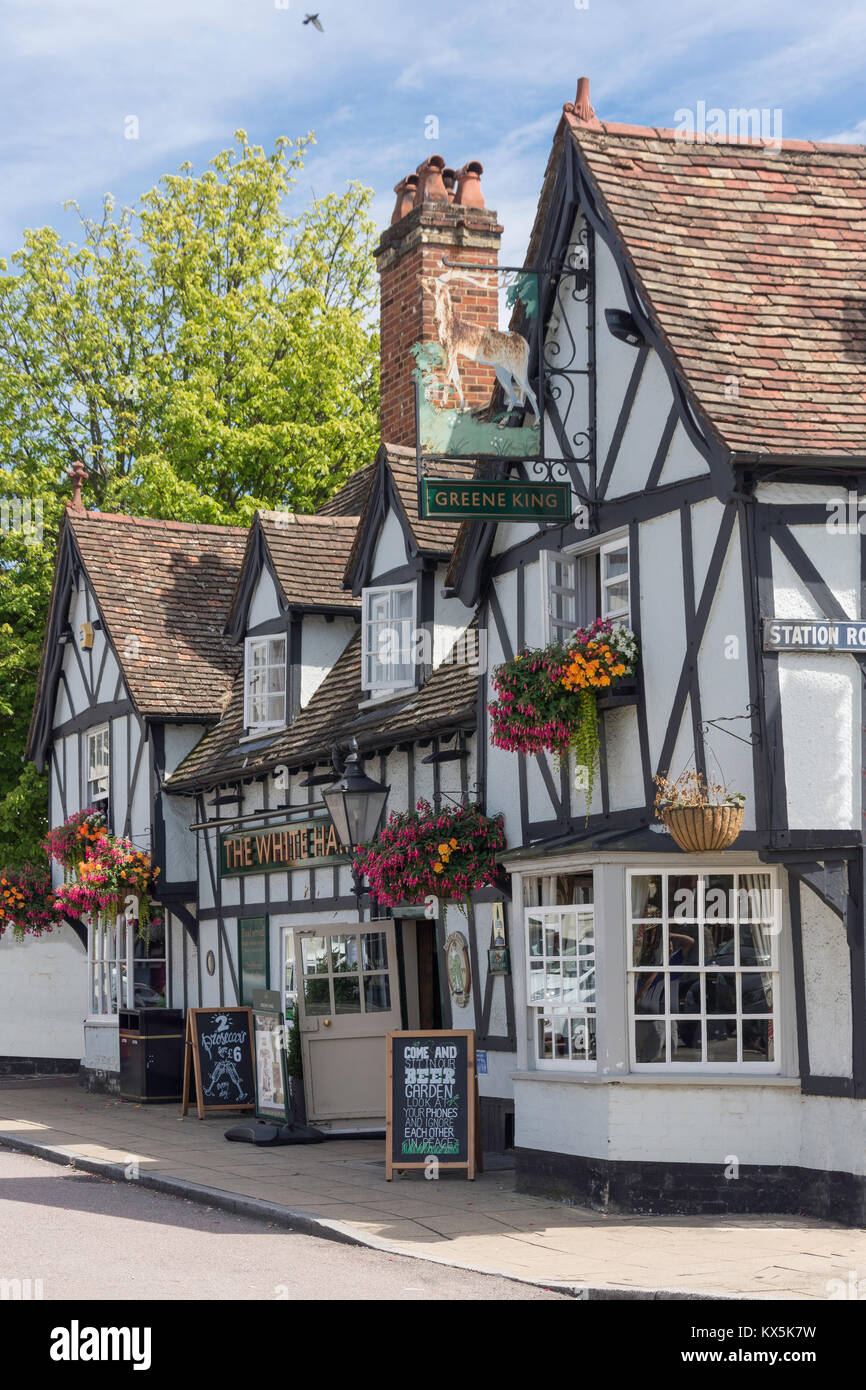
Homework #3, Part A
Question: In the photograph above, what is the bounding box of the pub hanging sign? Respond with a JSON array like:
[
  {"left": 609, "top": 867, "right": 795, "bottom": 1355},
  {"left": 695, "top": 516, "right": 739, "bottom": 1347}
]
[
  {"left": 421, "top": 477, "right": 571, "bottom": 521},
  {"left": 763, "top": 619, "right": 866, "bottom": 652},
  {"left": 220, "top": 817, "right": 347, "bottom": 877}
]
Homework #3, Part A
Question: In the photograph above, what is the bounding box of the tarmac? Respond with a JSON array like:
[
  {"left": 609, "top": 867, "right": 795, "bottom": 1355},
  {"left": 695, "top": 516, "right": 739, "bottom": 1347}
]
[{"left": 1, "top": 1077, "right": 864, "bottom": 1300}]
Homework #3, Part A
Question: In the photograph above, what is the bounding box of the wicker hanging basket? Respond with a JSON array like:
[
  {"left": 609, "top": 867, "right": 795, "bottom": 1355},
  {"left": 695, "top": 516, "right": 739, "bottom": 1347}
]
[{"left": 662, "top": 804, "right": 744, "bottom": 853}]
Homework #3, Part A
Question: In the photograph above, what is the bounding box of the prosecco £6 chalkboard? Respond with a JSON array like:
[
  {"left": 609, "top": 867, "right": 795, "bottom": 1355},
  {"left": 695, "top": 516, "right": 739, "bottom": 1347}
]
[
  {"left": 182, "top": 1007, "right": 255, "bottom": 1120},
  {"left": 386, "top": 1030, "right": 477, "bottom": 1180}
]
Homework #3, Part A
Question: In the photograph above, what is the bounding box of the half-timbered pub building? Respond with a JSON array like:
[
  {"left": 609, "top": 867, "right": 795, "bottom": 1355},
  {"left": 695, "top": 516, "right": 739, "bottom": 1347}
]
[{"left": 5, "top": 78, "right": 866, "bottom": 1220}]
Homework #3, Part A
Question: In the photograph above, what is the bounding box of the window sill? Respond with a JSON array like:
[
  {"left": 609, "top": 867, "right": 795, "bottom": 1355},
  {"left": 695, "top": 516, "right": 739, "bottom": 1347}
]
[
  {"left": 510, "top": 1070, "right": 798, "bottom": 1087},
  {"left": 357, "top": 687, "right": 416, "bottom": 711},
  {"left": 597, "top": 680, "right": 638, "bottom": 711}
]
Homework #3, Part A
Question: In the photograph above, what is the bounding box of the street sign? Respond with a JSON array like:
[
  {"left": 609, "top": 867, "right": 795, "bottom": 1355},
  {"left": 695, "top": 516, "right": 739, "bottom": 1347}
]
[
  {"left": 421, "top": 477, "right": 571, "bottom": 521},
  {"left": 763, "top": 619, "right": 866, "bottom": 652}
]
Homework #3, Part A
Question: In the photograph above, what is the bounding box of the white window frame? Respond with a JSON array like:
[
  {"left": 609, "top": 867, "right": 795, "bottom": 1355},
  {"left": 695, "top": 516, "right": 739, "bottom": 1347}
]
[
  {"left": 525, "top": 900, "right": 597, "bottom": 1071},
  {"left": 86, "top": 914, "right": 167, "bottom": 1017},
  {"left": 85, "top": 723, "right": 110, "bottom": 809},
  {"left": 540, "top": 530, "right": 630, "bottom": 644},
  {"left": 244, "top": 635, "right": 287, "bottom": 732},
  {"left": 626, "top": 866, "right": 781, "bottom": 1074},
  {"left": 361, "top": 583, "right": 417, "bottom": 693}
]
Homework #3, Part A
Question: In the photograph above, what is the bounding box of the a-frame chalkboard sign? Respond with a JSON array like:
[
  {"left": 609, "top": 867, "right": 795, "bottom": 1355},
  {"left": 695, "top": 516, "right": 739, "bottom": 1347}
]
[
  {"left": 386, "top": 1030, "right": 478, "bottom": 1180},
  {"left": 182, "top": 1007, "right": 255, "bottom": 1120}
]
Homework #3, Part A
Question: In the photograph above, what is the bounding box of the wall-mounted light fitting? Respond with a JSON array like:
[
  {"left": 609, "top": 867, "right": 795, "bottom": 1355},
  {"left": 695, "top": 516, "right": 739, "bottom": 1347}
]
[{"left": 604, "top": 308, "right": 645, "bottom": 347}]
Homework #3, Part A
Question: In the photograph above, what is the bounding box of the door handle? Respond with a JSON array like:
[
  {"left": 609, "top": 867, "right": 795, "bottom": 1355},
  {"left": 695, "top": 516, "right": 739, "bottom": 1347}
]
[{"left": 322, "top": 1018, "right": 332, "bottom": 1027}]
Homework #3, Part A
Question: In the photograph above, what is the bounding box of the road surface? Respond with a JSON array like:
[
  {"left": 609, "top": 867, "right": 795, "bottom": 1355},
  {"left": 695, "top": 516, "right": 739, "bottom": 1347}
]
[{"left": 0, "top": 1148, "right": 566, "bottom": 1300}]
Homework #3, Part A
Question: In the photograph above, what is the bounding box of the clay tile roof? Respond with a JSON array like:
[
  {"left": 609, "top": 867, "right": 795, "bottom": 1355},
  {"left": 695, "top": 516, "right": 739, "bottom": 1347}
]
[
  {"left": 567, "top": 122, "right": 866, "bottom": 458},
  {"left": 384, "top": 444, "right": 475, "bottom": 550},
  {"left": 317, "top": 462, "right": 377, "bottom": 516},
  {"left": 67, "top": 511, "right": 248, "bottom": 719},
  {"left": 257, "top": 511, "right": 360, "bottom": 609},
  {"left": 166, "top": 627, "right": 477, "bottom": 792}
]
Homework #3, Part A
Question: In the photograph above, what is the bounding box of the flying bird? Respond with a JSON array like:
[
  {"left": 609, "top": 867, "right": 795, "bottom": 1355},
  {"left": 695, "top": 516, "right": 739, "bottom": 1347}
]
[{"left": 303, "top": 13, "right": 324, "bottom": 29}]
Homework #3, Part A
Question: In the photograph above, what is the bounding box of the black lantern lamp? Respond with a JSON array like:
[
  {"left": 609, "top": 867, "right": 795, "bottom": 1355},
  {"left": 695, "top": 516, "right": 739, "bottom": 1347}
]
[
  {"left": 323, "top": 738, "right": 389, "bottom": 855},
  {"left": 323, "top": 740, "right": 389, "bottom": 914}
]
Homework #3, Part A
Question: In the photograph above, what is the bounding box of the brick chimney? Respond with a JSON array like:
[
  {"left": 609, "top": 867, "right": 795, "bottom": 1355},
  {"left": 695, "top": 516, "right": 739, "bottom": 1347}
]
[{"left": 375, "top": 156, "right": 503, "bottom": 448}]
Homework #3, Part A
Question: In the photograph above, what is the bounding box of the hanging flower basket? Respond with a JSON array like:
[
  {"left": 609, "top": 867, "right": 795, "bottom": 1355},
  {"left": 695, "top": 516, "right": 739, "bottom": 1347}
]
[
  {"left": 489, "top": 619, "right": 638, "bottom": 814},
  {"left": 654, "top": 771, "right": 745, "bottom": 853},
  {"left": 352, "top": 799, "right": 505, "bottom": 910},
  {"left": 662, "top": 805, "right": 744, "bottom": 853},
  {"left": 44, "top": 807, "right": 107, "bottom": 880},
  {"left": 0, "top": 864, "right": 58, "bottom": 940},
  {"left": 51, "top": 829, "right": 160, "bottom": 936}
]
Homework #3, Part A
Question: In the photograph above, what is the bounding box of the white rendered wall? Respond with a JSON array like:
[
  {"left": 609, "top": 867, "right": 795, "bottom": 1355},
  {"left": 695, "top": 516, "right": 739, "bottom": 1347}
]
[
  {"left": 248, "top": 566, "right": 282, "bottom": 626},
  {"left": 300, "top": 616, "right": 356, "bottom": 708},
  {"left": 0, "top": 926, "right": 86, "bottom": 1061},
  {"left": 800, "top": 884, "right": 853, "bottom": 1078}
]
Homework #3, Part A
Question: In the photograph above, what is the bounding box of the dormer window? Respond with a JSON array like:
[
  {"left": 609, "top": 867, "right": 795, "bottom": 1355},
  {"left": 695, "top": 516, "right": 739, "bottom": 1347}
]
[
  {"left": 85, "top": 724, "right": 110, "bottom": 809},
  {"left": 362, "top": 584, "right": 416, "bottom": 694},
  {"left": 244, "top": 635, "right": 287, "bottom": 731}
]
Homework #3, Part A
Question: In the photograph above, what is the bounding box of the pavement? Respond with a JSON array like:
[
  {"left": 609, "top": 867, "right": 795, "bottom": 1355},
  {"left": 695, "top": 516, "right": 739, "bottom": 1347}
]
[{"left": 1, "top": 1077, "right": 864, "bottom": 1300}]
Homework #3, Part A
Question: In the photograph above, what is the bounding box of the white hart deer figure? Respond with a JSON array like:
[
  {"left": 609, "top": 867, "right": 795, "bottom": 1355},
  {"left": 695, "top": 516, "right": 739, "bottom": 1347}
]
[{"left": 420, "top": 270, "right": 540, "bottom": 422}]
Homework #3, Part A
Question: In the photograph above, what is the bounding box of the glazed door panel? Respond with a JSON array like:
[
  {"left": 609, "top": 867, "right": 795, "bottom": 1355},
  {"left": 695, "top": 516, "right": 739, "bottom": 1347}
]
[{"left": 295, "top": 922, "right": 401, "bottom": 1122}]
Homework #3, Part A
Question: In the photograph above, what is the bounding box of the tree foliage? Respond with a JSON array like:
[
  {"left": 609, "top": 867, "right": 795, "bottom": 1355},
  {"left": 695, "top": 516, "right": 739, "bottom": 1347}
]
[{"left": 0, "top": 132, "right": 380, "bottom": 864}]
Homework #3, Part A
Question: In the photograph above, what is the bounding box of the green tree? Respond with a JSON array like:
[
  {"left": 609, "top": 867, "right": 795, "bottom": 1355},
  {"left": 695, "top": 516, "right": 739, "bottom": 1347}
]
[{"left": 0, "top": 131, "right": 380, "bottom": 865}]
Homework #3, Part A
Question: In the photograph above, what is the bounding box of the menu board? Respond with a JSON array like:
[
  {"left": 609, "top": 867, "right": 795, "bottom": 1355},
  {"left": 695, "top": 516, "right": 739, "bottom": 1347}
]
[
  {"left": 386, "top": 1030, "right": 476, "bottom": 1180},
  {"left": 182, "top": 1008, "right": 255, "bottom": 1120}
]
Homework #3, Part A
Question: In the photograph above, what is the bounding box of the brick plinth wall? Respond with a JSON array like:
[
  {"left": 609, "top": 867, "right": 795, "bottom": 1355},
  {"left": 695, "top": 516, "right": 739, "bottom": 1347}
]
[{"left": 375, "top": 203, "right": 503, "bottom": 449}]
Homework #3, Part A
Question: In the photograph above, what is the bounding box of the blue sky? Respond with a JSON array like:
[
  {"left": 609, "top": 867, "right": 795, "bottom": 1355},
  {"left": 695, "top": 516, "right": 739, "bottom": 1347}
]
[{"left": 1, "top": 0, "right": 865, "bottom": 268}]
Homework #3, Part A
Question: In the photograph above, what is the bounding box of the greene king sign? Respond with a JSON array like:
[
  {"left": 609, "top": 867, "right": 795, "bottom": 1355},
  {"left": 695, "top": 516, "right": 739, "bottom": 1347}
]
[
  {"left": 763, "top": 619, "right": 866, "bottom": 652},
  {"left": 421, "top": 478, "right": 571, "bottom": 521}
]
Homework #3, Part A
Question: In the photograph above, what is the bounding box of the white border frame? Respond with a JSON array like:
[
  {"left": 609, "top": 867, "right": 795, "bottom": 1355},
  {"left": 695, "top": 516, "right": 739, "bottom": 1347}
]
[
  {"left": 244, "top": 634, "right": 288, "bottom": 733},
  {"left": 360, "top": 582, "right": 417, "bottom": 693}
]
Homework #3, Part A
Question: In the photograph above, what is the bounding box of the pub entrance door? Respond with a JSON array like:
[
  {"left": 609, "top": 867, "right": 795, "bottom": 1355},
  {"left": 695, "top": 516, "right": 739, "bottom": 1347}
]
[{"left": 295, "top": 922, "right": 401, "bottom": 1124}]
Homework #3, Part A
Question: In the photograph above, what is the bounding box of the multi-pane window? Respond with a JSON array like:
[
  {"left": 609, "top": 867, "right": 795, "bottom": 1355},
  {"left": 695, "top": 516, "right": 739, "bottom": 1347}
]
[
  {"left": 541, "top": 535, "right": 630, "bottom": 642},
  {"left": 362, "top": 584, "right": 416, "bottom": 692},
  {"left": 86, "top": 724, "right": 109, "bottom": 808},
  {"left": 628, "top": 869, "right": 779, "bottom": 1070},
  {"left": 301, "top": 931, "right": 392, "bottom": 1015},
  {"left": 526, "top": 885, "right": 596, "bottom": 1067},
  {"left": 244, "top": 636, "right": 286, "bottom": 730},
  {"left": 87, "top": 914, "right": 166, "bottom": 1015}
]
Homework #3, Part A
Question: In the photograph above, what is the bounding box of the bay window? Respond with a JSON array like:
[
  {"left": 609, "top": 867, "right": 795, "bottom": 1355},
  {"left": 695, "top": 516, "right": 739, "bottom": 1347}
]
[
  {"left": 524, "top": 873, "right": 596, "bottom": 1068},
  {"left": 244, "top": 635, "right": 287, "bottom": 731},
  {"left": 629, "top": 869, "right": 778, "bottom": 1070},
  {"left": 522, "top": 865, "right": 781, "bottom": 1075}
]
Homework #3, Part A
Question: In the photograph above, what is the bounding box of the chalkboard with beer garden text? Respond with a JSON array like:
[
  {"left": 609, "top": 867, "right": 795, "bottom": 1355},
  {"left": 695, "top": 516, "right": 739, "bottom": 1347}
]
[
  {"left": 182, "top": 1008, "right": 255, "bottom": 1119},
  {"left": 386, "top": 1030, "right": 476, "bottom": 1180}
]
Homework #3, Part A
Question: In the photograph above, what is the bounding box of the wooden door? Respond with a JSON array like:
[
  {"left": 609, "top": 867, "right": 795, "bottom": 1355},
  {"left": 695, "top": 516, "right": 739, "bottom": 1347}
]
[{"left": 295, "top": 922, "right": 401, "bottom": 1123}]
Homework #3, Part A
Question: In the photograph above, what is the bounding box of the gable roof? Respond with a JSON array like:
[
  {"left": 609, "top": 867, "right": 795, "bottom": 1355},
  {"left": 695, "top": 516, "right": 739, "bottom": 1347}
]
[
  {"left": 258, "top": 512, "right": 360, "bottom": 610},
  {"left": 343, "top": 444, "right": 475, "bottom": 591},
  {"left": 317, "top": 462, "right": 377, "bottom": 517},
  {"left": 28, "top": 510, "right": 248, "bottom": 762},
  {"left": 566, "top": 119, "right": 866, "bottom": 460},
  {"left": 165, "top": 628, "right": 477, "bottom": 793}
]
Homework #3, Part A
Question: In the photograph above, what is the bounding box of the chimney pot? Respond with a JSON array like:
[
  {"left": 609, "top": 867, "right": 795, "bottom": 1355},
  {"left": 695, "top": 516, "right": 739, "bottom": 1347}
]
[
  {"left": 391, "top": 173, "right": 419, "bottom": 224},
  {"left": 442, "top": 167, "right": 457, "bottom": 203},
  {"left": 68, "top": 460, "right": 87, "bottom": 513},
  {"left": 455, "top": 161, "right": 485, "bottom": 208},
  {"left": 414, "top": 154, "right": 448, "bottom": 205}
]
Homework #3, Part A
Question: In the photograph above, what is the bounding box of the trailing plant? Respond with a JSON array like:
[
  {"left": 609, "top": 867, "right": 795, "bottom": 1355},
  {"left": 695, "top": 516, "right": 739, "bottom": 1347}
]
[
  {"left": 52, "top": 830, "right": 161, "bottom": 936},
  {"left": 44, "top": 807, "right": 107, "bottom": 878},
  {"left": 0, "top": 863, "right": 57, "bottom": 939},
  {"left": 353, "top": 799, "right": 506, "bottom": 910},
  {"left": 653, "top": 769, "right": 746, "bottom": 813},
  {"left": 489, "top": 618, "right": 637, "bottom": 814}
]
